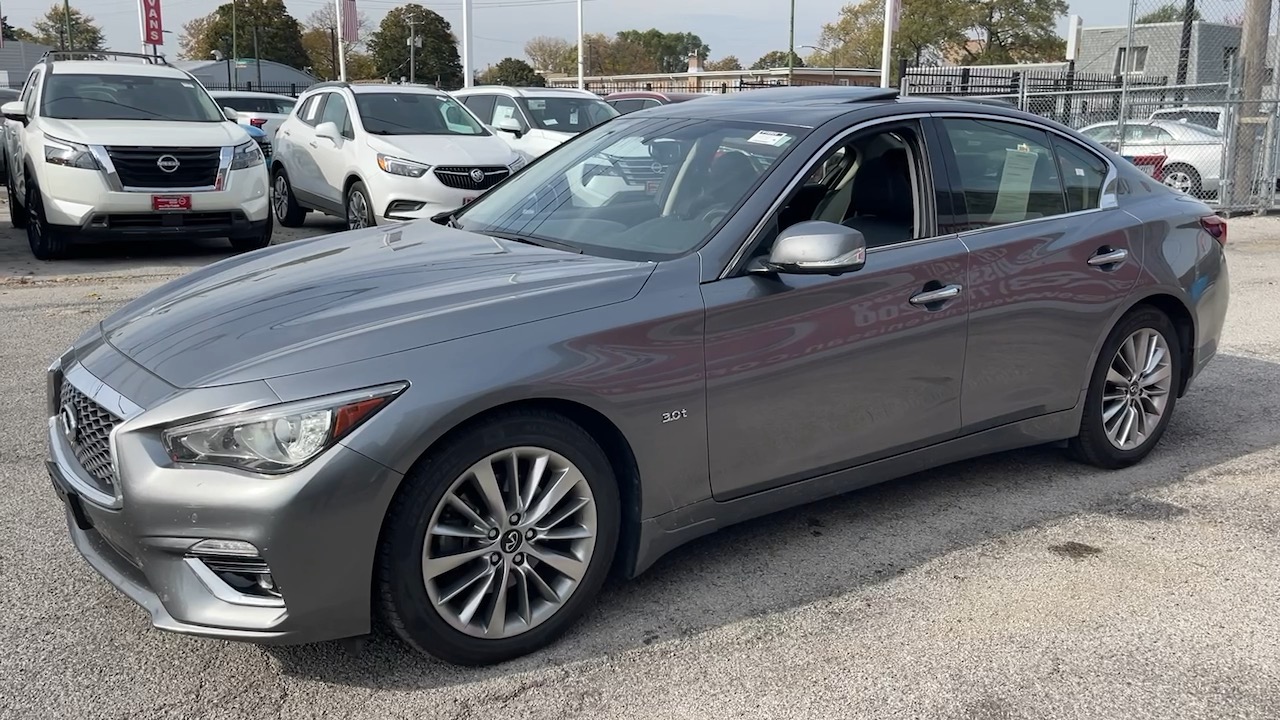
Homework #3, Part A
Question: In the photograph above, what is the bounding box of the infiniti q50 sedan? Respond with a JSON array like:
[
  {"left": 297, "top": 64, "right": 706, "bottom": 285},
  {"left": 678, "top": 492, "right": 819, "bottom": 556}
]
[{"left": 45, "top": 86, "right": 1229, "bottom": 666}]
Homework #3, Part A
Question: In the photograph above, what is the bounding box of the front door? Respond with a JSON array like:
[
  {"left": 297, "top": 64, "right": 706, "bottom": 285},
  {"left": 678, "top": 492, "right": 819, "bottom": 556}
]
[
  {"left": 310, "top": 92, "right": 357, "bottom": 209},
  {"left": 702, "top": 119, "right": 970, "bottom": 500}
]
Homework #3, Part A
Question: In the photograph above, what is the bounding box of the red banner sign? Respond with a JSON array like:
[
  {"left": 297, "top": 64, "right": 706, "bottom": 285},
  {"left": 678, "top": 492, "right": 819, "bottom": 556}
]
[{"left": 139, "top": 0, "right": 164, "bottom": 45}]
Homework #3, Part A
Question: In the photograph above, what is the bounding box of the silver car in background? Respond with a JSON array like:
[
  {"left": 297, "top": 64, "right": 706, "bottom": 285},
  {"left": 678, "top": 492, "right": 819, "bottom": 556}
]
[
  {"left": 45, "top": 87, "right": 1229, "bottom": 667},
  {"left": 209, "top": 89, "right": 297, "bottom": 140},
  {"left": 1080, "top": 118, "right": 1224, "bottom": 198}
]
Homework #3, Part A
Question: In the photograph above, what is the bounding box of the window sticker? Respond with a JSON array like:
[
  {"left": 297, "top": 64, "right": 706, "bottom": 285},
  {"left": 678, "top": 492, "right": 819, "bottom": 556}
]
[
  {"left": 990, "top": 147, "right": 1039, "bottom": 222},
  {"left": 747, "top": 129, "right": 792, "bottom": 146}
]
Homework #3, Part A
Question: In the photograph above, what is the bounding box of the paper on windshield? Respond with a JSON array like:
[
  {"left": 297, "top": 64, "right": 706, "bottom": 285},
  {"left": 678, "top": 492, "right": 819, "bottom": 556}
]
[
  {"left": 747, "top": 130, "right": 792, "bottom": 147},
  {"left": 990, "top": 146, "right": 1039, "bottom": 222}
]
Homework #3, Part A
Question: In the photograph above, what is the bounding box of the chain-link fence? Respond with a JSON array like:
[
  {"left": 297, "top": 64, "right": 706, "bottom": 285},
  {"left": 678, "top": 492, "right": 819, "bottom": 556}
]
[{"left": 902, "top": 0, "right": 1280, "bottom": 213}]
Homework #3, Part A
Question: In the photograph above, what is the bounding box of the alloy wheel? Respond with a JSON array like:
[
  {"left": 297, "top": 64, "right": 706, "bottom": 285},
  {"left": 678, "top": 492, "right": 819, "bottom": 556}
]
[
  {"left": 272, "top": 175, "right": 290, "bottom": 220},
  {"left": 1102, "top": 328, "right": 1173, "bottom": 450},
  {"left": 348, "top": 190, "right": 370, "bottom": 229},
  {"left": 422, "top": 446, "right": 598, "bottom": 640},
  {"left": 1163, "top": 171, "right": 1194, "bottom": 194}
]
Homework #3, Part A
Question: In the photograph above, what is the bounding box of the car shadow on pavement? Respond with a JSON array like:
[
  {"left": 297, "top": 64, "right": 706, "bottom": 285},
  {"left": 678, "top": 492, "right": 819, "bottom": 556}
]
[{"left": 265, "top": 352, "right": 1280, "bottom": 689}]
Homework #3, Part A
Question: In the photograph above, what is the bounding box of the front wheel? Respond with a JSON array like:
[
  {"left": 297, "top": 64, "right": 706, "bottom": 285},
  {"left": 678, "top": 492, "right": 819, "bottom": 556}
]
[
  {"left": 345, "top": 181, "right": 375, "bottom": 230},
  {"left": 1069, "top": 306, "right": 1182, "bottom": 469},
  {"left": 25, "top": 180, "right": 69, "bottom": 260},
  {"left": 376, "top": 410, "right": 620, "bottom": 666},
  {"left": 229, "top": 212, "right": 273, "bottom": 252}
]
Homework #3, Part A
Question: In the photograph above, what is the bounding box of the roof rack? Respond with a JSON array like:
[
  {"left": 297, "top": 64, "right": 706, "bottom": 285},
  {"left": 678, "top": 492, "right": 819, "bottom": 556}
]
[{"left": 42, "top": 50, "right": 170, "bottom": 66}]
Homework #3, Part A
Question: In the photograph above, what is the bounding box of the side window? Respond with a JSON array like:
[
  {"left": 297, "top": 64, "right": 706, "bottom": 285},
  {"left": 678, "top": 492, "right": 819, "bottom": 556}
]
[
  {"left": 941, "top": 118, "right": 1065, "bottom": 228},
  {"left": 317, "top": 93, "right": 354, "bottom": 139},
  {"left": 1084, "top": 125, "right": 1118, "bottom": 142},
  {"left": 22, "top": 69, "right": 41, "bottom": 117},
  {"left": 1052, "top": 136, "right": 1109, "bottom": 213},
  {"left": 492, "top": 96, "right": 527, "bottom": 129},
  {"left": 462, "top": 94, "right": 495, "bottom": 122},
  {"left": 296, "top": 95, "right": 323, "bottom": 126},
  {"left": 641, "top": 99, "right": 663, "bottom": 109},
  {"left": 273, "top": 99, "right": 297, "bottom": 115},
  {"left": 611, "top": 99, "right": 643, "bottom": 114}
]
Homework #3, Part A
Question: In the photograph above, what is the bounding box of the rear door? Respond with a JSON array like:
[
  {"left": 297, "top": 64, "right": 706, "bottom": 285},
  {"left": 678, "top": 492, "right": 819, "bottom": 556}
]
[{"left": 931, "top": 114, "right": 1144, "bottom": 433}]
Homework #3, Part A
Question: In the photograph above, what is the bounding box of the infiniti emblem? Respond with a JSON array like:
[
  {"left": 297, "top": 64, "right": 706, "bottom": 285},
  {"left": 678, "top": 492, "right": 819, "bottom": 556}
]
[
  {"left": 59, "top": 403, "right": 78, "bottom": 444},
  {"left": 500, "top": 529, "right": 522, "bottom": 554},
  {"left": 469, "top": 168, "right": 486, "bottom": 183},
  {"left": 156, "top": 155, "right": 181, "bottom": 173}
]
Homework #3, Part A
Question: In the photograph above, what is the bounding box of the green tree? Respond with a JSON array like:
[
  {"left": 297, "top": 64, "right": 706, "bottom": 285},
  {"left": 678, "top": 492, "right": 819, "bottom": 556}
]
[
  {"left": 368, "top": 4, "right": 462, "bottom": 86},
  {"left": 299, "top": 7, "right": 374, "bottom": 81},
  {"left": 812, "top": 0, "right": 971, "bottom": 69},
  {"left": 751, "top": 50, "right": 805, "bottom": 70},
  {"left": 179, "top": 0, "right": 309, "bottom": 69},
  {"left": 524, "top": 35, "right": 575, "bottom": 74},
  {"left": 31, "top": 4, "right": 105, "bottom": 51},
  {"left": 705, "top": 55, "right": 743, "bottom": 71},
  {"left": 962, "top": 0, "right": 1068, "bottom": 64},
  {"left": 613, "top": 29, "right": 709, "bottom": 73},
  {"left": 1137, "top": 3, "right": 1202, "bottom": 23},
  {"left": 478, "top": 57, "right": 545, "bottom": 86},
  {"left": 2, "top": 15, "right": 18, "bottom": 41}
]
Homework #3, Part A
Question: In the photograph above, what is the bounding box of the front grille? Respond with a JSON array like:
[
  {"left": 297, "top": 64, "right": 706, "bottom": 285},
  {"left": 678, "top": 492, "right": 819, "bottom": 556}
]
[
  {"left": 610, "top": 155, "right": 667, "bottom": 184},
  {"left": 94, "top": 212, "right": 241, "bottom": 230},
  {"left": 106, "top": 146, "right": 222, "bottom": 189},
  {"left": 58, "top": 380, "right": 120, "bottom": 492},
  {"left": 433, "top": 166, "right": 510, "bottom": 191}
]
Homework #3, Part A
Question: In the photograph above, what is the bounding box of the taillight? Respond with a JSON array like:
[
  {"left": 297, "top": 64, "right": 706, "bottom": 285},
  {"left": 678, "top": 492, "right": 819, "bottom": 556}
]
[
  {"left": 1201, "top": 215, "right": 1227, "bottom": 246},
  {"left": 249, "top": 118, "right": 267, "bottom": 128}
]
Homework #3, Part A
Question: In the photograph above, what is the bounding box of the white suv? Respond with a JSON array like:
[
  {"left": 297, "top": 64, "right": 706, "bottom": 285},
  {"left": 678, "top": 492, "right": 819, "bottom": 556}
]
[
  {"left": 271, "top": 82, "right": 529, "bottom": 229},
  {"left": 1, "top": 52, "right": 271, "bottom": 260},
  {"left": 452, "top": 86, "right": 619, "bottom": 158}
]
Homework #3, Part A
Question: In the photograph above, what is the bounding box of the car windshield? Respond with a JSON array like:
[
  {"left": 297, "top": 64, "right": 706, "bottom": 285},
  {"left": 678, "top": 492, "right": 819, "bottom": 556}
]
[
  {"left": 218, "top": 94, "right": 296, "bottom": 115},
  {"left": 453, "top": 116, "right": 805, "bottom": 261},
  {"left": 354, "top": 92, "right": 488, "bottom": 136},
  {"left": 517, "top": 96, "right": 619, "bottom": 133},
  {"left": 42, "top": 73, "right": 225, "bottom": 121}
]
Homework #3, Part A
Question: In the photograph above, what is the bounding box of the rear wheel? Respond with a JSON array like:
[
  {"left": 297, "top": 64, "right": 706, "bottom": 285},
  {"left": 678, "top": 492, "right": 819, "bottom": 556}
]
[
  {"left": 376, "top": 410, "right": 620, "bottom": 666},
  {"left": 1162, "top": 163, "right": 1203, "bottom": 198},
  {"left": 1069, "top": 306, "right": 1181, "bottom": 469},
  {"left": 271, "top": 168, "right": 307, "bottom": 227}
]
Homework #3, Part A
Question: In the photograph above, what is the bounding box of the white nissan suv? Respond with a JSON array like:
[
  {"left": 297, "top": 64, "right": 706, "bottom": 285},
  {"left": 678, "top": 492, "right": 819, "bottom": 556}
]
[
  {"left": 1, "top": 52, "right": 271, "bottom": 260},
  {"left": 271, "top": 82, "right": 529, "bottom": 229}
]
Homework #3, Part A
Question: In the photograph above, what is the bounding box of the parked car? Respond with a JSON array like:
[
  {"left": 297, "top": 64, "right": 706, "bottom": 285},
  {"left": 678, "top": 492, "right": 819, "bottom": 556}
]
[
  {"left": 209, "top": 89, "right": 297, "bottom": 139},
  {"left": 1148, "top": 105, "right": 1225, "bottom": 134},
  {"left": 45, "top": 86, "right": 1229, "bottom": 667},
  {"left": 452, "top": 85, "right": 619, "bottom": 157},
  {"left": 0, "top": 87, "right": 20, "bottom": 184},
  {"left": 245, "top": 122, "right": 271, "bottom": 162},
  {"left": 603, "top": 90, "right": 707, "bottom": 114},
  {"left": 1080, "top": 119, "right": 1223, "bottom": 198},
  {"left": 271, "top": 82, "right": 529, "bottom": 229},
  {"left": 2, "top": 51, "right": 271, "bottom": 259}
]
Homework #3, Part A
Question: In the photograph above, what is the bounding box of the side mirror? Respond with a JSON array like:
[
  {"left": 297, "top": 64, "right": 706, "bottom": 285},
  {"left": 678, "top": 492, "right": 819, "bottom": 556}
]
[
  {"left": 752, "top": 221, "right": 867, "bottom": 276},
  {"left": 223, "top": 106, "right": 238, "bottom": 121},
  {"left": 2, "top": 101, "right": 26, "bottom": 123},
  {"left": 314, "top": 121, "right": 340, "bottom": 143},
  {"left": 495, "top": 116, "right": 524, "bottom": 138}
]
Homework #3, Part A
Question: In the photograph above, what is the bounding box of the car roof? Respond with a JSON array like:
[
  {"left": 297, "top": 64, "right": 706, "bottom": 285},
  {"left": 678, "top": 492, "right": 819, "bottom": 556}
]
[
  {"left": 605, "top": 90, "right": 706, "bottom": 102},
  {"left": 453, "top": 85, "right": 600, "bottom": 99},
  {"left": 208, "top": 90, "right": 296, "bottom": 99},
  {"left": 47, "top": 60, "right": 192, "bottom": 79},
  {"left": 305, "top": 81, "right": 448, "bottom": 97}
]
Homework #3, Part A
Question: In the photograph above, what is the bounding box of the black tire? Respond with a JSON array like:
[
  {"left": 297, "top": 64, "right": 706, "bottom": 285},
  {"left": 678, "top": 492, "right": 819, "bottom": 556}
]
[
  {"left": 1069, "top": 305, "right": 1182, "bottom": 469},
  {"left": 376, "top": 410, "right": 621, "bottom": 666},
  {"left": 1162, "top": 163, "right": 1203, "bottom": 198},
  {"left": 7, "top": 170, "right": 27, "bottom": 229},
  {"left": 229, "top": 212, "right": 273, "bottom": 252},
  {"left": 271, "top": 167, "right": 307, "bottom": 228},
  {"left": 345, "top": 180, "right": 375, "bottom": 230},
  {"left": 25, "top": 179, "right": 69, "bottom": 260}
]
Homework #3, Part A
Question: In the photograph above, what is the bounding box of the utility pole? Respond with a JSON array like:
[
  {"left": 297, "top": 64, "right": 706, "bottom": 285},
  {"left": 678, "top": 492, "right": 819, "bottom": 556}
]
[
  {"left": 253, "top": 25, "right": 261, "bottom": 87},
  {"left": 330, "top": 26, "right": 339, "bottom": 81},
  {"left": 1230, "top": 0, "right": 1271, "bottom": 208},
  {"left": 787, "top": 0, "right": 795, "bottom": 85},
  {"left": 334, "top": 0, "right": 348, "bottom": 81},
  {"left": 576, "top": 0, "right": 584, "bottom": 89},
  {"left": 879, "top": 0, "right": 898, "bottom": 87},
  {"left": 231, "top": 0, "right": 239, "bottom": 88},
  {"left": 407, "top": 14, "right": 419, "bottom": 84},
  {"left": 1116, "top": 0, "right": 1137, "bottom": 147},
  {"left": 62, "top": 0, "right": 71, "bottom": 50}
]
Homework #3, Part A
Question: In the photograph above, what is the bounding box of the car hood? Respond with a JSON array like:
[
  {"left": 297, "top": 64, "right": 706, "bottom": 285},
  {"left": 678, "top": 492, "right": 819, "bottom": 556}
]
[
  {"left": 99, "top": 223, "right": 655, "bottom": 388},
  {"left": 367, "top": 134, "right": 518, "bottom": 167},
  {"left": 39, "top": 118, "right": 250, "bottom": 147}
]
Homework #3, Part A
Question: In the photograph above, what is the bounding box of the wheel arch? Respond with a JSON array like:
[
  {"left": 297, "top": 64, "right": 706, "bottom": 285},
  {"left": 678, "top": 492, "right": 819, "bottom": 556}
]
[{"left": 1085, "top": 289, "right": 1197, "bottom": 400}]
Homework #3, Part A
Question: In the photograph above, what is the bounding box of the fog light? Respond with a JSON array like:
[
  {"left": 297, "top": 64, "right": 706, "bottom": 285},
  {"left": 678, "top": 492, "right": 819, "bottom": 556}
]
[
  {"left": 189, "top": 539, "right": 259, "bottom": 557},
  {"left": 186, "top": 539, "right": 282, "bottom": 602}
]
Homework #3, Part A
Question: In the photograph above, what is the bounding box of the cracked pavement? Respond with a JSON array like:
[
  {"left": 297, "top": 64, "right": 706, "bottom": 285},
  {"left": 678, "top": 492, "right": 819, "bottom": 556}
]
[{"left": 1, "top": 211, "right": 1278, "bottom": 719}]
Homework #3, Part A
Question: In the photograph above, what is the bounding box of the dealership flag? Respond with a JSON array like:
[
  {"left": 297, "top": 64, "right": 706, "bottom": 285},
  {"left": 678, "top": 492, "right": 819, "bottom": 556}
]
[
  {"left": 340, "top": 0, "right": 359, "bottom": 43},
  {"left": 139, "top": 0, "right": 164, "bottom": 45}
]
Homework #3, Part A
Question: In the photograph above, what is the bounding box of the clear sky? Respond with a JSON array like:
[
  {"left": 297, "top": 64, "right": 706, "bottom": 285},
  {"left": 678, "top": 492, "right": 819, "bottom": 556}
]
[{"left": 1, "top": 0, "right": 1252, "bottom": 70}]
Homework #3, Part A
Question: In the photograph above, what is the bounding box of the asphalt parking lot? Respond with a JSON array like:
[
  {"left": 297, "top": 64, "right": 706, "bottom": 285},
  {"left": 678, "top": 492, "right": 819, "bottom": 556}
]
[{"left": 1, "top": 202, "right": 1278, "bottom": 720}]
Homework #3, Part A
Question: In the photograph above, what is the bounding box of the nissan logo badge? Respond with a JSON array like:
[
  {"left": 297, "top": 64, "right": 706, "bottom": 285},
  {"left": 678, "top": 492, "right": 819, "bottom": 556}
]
[{"left": 156, "top": 155, "right": 181, "bottom": 173}]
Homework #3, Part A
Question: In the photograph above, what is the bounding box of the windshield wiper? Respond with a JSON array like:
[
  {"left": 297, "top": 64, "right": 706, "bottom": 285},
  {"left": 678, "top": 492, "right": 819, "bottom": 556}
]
[{"left": 485, "top": 230, "right": 582, "bottom": 254}]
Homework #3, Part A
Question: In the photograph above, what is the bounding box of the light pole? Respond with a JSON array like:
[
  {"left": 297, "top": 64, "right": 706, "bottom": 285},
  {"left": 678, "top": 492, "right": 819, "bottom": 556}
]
[
  {"left": 231, "top": 0, "right": 239, "bottom": 88},
  {"left": 577, "top": 0, "right": 585, "bottom": 89},
  {"left": 462, "top": 0, "right": 474, "bottom": 87},
  {"left": 787, "top": 0, "right": 796, "bottom": 85},
  {"left": 62, "top": 0, "right": 72, "bottom": 50},
  {"left": 879, "top": 0, "right": 897, "bottom": 87}
]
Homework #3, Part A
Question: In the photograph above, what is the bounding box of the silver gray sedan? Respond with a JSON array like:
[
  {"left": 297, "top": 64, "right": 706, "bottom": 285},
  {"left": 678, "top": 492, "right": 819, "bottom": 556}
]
[{"left": 45, "top": 86, "right": 1230, "bottom": 666}]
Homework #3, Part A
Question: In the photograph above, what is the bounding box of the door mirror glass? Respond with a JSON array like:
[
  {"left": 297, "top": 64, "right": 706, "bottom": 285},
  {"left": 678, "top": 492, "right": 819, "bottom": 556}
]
[
  {"left": 222, "top": 106, "right": 238, "bottom": 121},
  {"left": 754, "top": 221, "right": 867, "bottom": 275},
  {"left": 314, "top": 121, "right": 340, "bottom": 142},
  {"left": 2, "top": 100, "right": 27, "bottom": 123},
  {"left": 648, "top": 139, "right": 682, "bottom": 165},
  {"left": 495, "top": 116, "right": 523, "bottom": 137}
]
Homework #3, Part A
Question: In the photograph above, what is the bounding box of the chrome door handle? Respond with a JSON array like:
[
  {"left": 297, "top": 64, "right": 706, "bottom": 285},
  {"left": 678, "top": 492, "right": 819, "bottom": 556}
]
[
  {"left": 1088, "top": 248, "right": 1128, "bottom": 266},
  {"left": 308, "top": 141, "right": 318, "bottom": 148},
  {"left": 910, "top": 284, "right": 962, "bottom": 306}
]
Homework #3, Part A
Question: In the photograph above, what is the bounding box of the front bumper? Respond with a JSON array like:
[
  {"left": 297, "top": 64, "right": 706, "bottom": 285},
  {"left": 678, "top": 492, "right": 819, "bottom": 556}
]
[
  {"left": 46, "top": 355, "right": 404, "bottom": 646},
  {"left": 368, "top": 167, "right": 509, "bottom": 222}
]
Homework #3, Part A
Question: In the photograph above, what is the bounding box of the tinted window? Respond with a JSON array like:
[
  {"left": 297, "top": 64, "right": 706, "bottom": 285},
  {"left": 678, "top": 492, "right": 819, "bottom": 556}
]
[
  {"left": 219, "top": 95, "right": 278, "bottom": 113},
  {"left": 1052, "top": 136, "right": 1109, "bottom": 213},
  {"left": 42, "top": 73, "right": 223, "bottom": 122},
  {"left": 942, "top": 118, "right": 1065, "bottom": 227},
  {"left": 272, "top": 98, "right": 297, "bottom": 114},
  {"left": 455, "top": 118, "right": 805, "bottom": 261},
  {"left": 517, "top": 96, "right": 618, "bottom": 133},
  {"left": 295, "top": 95, "right": 320, "bottom": 125},
  {"left": 354, "top": 92, "right": 487, "bottom": 136},
  {"left": 610, "top": 99, "right": 644, "bottom": 114},
  {"left": 491, "top": 96, "right": 527, "bottom": 129},
  {"left": 317, "top": 93, "right": 353, "bottom": 138},
  {"left": 461, "top": 94, "right": 496, "bottom": 122},
  {"left": 641, "top": 99, "right": 663, "bottom": 109}
]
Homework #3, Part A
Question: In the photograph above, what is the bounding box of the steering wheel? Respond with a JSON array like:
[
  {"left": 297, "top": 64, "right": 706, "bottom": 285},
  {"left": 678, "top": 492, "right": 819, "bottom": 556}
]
[{"left": 696, "top": 202, "right": 734, "bottom": 224}]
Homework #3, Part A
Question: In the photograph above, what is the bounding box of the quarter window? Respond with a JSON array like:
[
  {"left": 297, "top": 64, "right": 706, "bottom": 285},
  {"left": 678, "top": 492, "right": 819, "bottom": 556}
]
[
  {"left": 296, "top": 94, "right": 323, "bottom": 126},
  {"left": 1052, "top": 136, "right": 1109, "bottom": 213},
  {"left": 941, "top": 118, "right": 1065, "bottom": 228}
]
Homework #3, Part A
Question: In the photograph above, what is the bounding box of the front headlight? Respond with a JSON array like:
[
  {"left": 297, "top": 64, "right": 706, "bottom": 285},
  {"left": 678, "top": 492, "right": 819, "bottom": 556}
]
[
  {"left": 43, "top": 135, "right": 100, "bottom": 170},
  {"left": 509, "top": 154, "right": 527, "bottom": 172},
  {"left": 161, "top": 382, "right": 407, "bottom": 473},
  {"left": 377, "top": 153, "right": 430, "bottom": 177},
  {"left": 230, "top": 141, "right": 264, "bottom": 170}
]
